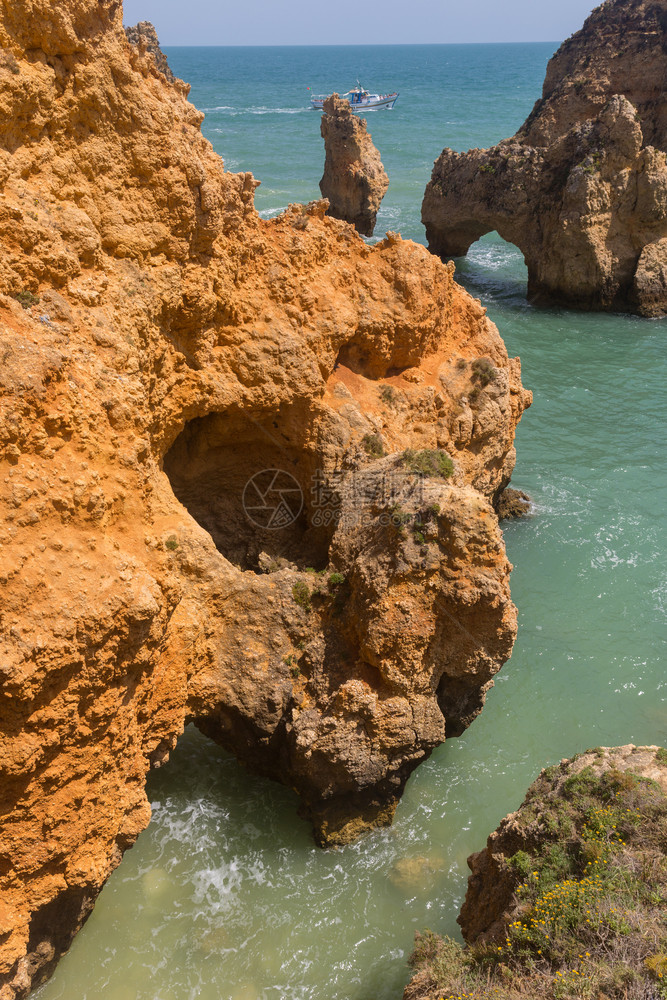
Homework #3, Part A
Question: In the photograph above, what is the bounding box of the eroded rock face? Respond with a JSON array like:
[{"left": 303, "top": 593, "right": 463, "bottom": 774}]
[
  {"left": 124, "top": 20, "right": 176, "bottom": 84},
  {"left": 422, "top": 0, "right": 667, "bottom": 315},
  {"left": 0, "top": 2, "right": 530, "bottom": 996},
  {"left": 320, "top": 94, "right": 389, "bottom": 236}
]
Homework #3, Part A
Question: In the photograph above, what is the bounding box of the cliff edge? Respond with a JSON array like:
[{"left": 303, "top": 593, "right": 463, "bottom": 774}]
[
  {"left": 422, "top": 0, "right": 667, "bottom": 316},
  {"left": 0, "top": 2, "right": 530, "bottom": 996},
  {"left": 405, "top": 746, "right": 667, "bottom": 1000}
]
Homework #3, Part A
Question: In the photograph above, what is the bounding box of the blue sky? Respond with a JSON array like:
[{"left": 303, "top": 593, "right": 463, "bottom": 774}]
[{"left": 122, "top": 0, "right": 599, "bottom": 46}]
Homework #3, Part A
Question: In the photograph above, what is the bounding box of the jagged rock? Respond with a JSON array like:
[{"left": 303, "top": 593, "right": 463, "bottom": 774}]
[
  {"left": 422, "top": 0, "right": 667, "bottom": 316},
  {"left": 0, "top": 2, "right": 530, "bottom": 996},
  {"left": 124, "top": 20, "right": 176, "bottom": 84},
  {"left": 319, "top": 94, "right": 389, "bottom": 236},
  {"left": 496, "top": 487, "right": 531, "bottom": 519}
]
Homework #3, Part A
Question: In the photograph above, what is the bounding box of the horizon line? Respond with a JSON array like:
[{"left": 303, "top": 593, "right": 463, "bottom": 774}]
[{"left": 157, "top": 39, "right": 563, "bottom": 48}]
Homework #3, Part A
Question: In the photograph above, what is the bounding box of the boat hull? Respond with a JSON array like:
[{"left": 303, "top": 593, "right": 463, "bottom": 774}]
[{"left": 311, "top": 94, "right": 398, "bottom": 111}]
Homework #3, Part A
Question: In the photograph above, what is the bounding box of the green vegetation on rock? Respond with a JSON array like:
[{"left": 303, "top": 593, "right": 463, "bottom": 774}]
[
  {"left": 401, "top": 449, "right": 454, "bottom": 479},
  {"left": 408, "top": 756, "right": 667, "bottom": 1000}
]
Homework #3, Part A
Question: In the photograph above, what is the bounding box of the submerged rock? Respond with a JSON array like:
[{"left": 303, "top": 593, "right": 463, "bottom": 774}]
[
  {"left": 422, "top": 0, "right": 667, "bottom": 316},
  {"left": 319, "top": 93, "right": 389, "bottom": 236},
  {"left": 389, "top": 853, "right": 445, "bottom": 895},
  {"left": 0, "top": 1, "right": 530, "bottom": 996}
]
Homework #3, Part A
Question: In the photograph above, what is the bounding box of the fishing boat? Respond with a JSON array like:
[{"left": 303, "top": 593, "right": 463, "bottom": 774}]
[{"left": 310, "top": 85, "right": 398, "bottom": 111}]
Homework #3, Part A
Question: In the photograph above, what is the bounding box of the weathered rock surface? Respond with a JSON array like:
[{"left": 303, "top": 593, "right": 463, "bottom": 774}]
[
  {"left": 320, "top": 94, "right": 389, "bottom": 236},
  {"left": 124, "top": 20, "right": 176, "bottom": 84},
  {"left": 0, "top": 2, "right": 530, "bottom": 996},
  {"left": 422, "top": 0, "right": 667, "bottom": 315},
  {"left": 496, "top": 487, "right": 531, "bottom": 520}
]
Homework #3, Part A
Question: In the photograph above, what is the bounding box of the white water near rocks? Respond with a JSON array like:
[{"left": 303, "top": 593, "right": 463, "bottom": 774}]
[{"left": 35, "top": 43, "right": 666, "bottom": 1000}]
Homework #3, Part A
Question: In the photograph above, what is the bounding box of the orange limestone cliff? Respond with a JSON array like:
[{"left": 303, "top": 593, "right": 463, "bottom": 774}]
[
  {"left": 0, "top": 1, "right": 531, "bottom": 997},
  {"left": 422, "top": 0, "right": 667, "bottom": 316}
]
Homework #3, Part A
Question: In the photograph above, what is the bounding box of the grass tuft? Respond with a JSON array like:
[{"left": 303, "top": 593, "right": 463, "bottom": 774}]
[{"left": 402, "top": 449, "right": 454, "bottom": 479}]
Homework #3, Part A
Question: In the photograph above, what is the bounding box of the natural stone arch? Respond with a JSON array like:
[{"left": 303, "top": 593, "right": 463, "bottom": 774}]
[{"left": 422, "top": 0, "right": 667, "bottom": 316}]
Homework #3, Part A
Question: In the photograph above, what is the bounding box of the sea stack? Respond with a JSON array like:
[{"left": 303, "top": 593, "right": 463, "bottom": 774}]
[
  {"left": 319, "top": 93, "right": 389, "bottom": 236},
  {"left": 0, "top": 1, "right": 531, "bottom": 996},
  {"left": 422, "top": 0, "right": 667, "bottom": 316}
]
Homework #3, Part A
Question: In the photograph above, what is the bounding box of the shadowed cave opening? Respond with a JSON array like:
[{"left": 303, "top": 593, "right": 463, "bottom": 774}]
[{"left": 163, "top": 408, "right": 335, "bottom": 572}]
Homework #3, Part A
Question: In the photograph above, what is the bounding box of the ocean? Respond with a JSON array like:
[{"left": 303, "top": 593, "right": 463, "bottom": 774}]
[{"left": 35, "top": 43, "right": 667, "bottom": 1000}]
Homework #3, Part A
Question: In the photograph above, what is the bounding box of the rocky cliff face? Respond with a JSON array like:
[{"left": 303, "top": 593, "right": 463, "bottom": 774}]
[
  {"left": 124, "top": 20, "right": 176, "bottom": 84},
  {"left": 319, "top": 94, "right": 389, "bottom": 236},
  {"left": 405, "top": 746, "right": 667, "bottom": 1000},
  {"left": 422, "top": 0, "right": 667, "bottom": 316},
  {"left": 0, "top": 2, "right": 530, "bottom": 997}
]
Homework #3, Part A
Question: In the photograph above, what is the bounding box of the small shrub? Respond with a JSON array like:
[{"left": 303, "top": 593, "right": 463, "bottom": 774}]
[
  {"left": 292, "top": 581, "right": 311, "bottom": 611},
  {"left": 379, "top": 385, "right": 398, "bottom": 406},
  {"left": 471, "top": 357, "right": 497, "bottom": 386},
  {"left": 655, "top": 747, "right": 667, "bottom": 765},
  {"left": 402, "top": 449, "right": 454, "bottom": 479},
  {"left": 165, "top": 537, "right": 179, "bottom": 551},
  {"left": 507, "top": 850, "right": 532, "bottom": 878},
  {"left": 456, "top": 358, "right": 467, "bottom": 370},
  {"left": 13, "top": 289, "right": 40, "bottom": 310},
  {"left": 0, "top": 50, "right": 20, "bottom": 75},
  {"left": 289, "top": 665, "right": 300, "bottom": 679},
  {"left": 645, "top": 953, "right": 667, "bottom": 981},
  {"left": 389, "top": 502, "right": 412, "bottom": 526},
  {"left": 361, "top": 432, "right": 384, "bottom": 458},
  {"left": 328, "top": 572, "right": 345, "bottom": 588},
  {"left": 413, "top": 530, "right": 426, "bottom": 545}
]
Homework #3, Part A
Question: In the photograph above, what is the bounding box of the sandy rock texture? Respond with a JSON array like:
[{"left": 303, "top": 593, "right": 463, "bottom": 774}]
[
  {"left": 124, "top": 20, "right": 176, "bottom": 84},
  {"left": 0, "top": 2, "right": 530, "bottom": 996},
  {"left": 319, "top": 93, "right": 389, "bottom": 236},
  {"left": 422, "top": 0, "right": 667, "bottom": 315}
]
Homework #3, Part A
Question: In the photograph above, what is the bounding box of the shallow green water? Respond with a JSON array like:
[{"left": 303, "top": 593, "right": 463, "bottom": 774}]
[{"left": 36, "top": 44, "right": 666, "bottom": 1000}]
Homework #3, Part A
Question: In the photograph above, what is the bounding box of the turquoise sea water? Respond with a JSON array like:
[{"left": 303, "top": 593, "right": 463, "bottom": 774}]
[{"left": 36, "top": 44, "right": 666, "bottom": 1000}]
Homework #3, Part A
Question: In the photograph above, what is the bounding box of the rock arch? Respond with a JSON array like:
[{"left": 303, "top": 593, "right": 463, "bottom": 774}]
[{"left": 422, "top": 0, "right": 667, "bottom": 316}]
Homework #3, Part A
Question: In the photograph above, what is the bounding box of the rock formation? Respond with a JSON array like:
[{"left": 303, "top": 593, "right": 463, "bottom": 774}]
[
  {"left": 496, "top": 487, "right": 531, "bottom": 519},
  {"left": 404, "top": 745, "right": 667, "bottom": 1000},
  {"left": 0, "top": 1, "right": 530, "bottom": 996},
  {"left": 422, "top": 0, "right": 667, "bottom": 316},
  {"left": 124, "top": 20, "right": 176, "bottom": 83},
  {"left": 320, "top": 94, "right": 389, "bottom": 236}
]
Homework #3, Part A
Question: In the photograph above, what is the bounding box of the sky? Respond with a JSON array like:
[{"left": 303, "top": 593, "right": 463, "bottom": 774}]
[{"left": 121, "top": 0, "right": 599, "bottom": 47}]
